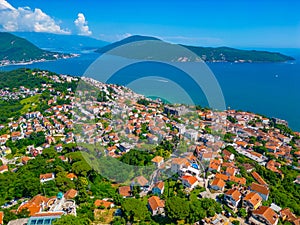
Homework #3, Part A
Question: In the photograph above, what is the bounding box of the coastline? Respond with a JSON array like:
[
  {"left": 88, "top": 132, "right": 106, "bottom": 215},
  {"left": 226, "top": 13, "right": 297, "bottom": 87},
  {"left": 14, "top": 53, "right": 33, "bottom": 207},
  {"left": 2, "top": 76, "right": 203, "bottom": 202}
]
[{"left": 0, "top": 53, "right": 80, "bottom": 67}]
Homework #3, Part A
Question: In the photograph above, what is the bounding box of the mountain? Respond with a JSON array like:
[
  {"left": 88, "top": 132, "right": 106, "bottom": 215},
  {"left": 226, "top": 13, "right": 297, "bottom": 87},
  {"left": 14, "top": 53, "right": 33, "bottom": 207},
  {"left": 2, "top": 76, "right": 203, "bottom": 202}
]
[
  {"left": 13, "top": 32, "right": 109, "bottom": 52},
  {"left": 96, "top": 35, "right": 294, "bottom": 62},
  {"left": 96, "top": 35, "right": 160, "bottom": 54},
  {"left": 0, "top": 32, "right": 73, "bottom": 66}
]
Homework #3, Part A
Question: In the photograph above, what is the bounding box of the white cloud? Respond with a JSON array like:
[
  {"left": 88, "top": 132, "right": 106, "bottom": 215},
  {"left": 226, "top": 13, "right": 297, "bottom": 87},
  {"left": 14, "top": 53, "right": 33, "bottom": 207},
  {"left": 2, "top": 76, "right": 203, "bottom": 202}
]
[
  {"left": 0, "top": 0, "right": 70, "bottom": 34},
  {"left": 74, "top": 13, "right": 92, "bottom": 36}
]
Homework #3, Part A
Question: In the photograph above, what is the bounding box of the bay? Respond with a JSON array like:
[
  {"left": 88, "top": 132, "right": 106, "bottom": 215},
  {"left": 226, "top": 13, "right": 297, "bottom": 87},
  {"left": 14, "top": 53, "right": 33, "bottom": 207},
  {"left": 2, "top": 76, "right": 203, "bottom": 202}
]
[{"left": 1, "top": 49, "right": 300, "bottom": 131}]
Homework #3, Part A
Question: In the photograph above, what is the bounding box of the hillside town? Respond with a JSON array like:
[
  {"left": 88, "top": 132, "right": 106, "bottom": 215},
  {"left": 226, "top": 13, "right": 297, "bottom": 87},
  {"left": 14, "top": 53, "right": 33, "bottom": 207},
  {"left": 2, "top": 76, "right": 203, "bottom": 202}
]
[{"left": 0, "top": 69, "right": 299, "bottom": 225}]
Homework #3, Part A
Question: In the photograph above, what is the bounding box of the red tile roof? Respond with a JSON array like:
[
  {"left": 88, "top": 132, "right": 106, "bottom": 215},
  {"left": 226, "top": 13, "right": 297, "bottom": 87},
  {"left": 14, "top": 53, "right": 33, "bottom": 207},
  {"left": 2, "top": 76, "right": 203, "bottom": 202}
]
[
  {"left": 118, "top": 186, "right": 131, "bottom": 197},
  {"left": 253, "top": 206, "right": 278, "bottom": 225},
  {"left": 0, "top": 211, "right": 3, "bottom": 225},
  {"left": 64, "top": 189, "right": 78, "bottom": 199},
  {"left": 18, "top": 195, "right": 49, "bottom": 216},
  {"left": 94, "top": 199, "right": 114, "bottom": 208},
  {"left": 251, "top": 171, "right": 268, "bottom": 186},
  {"left": 211, "top": 178, "right": 226, "bottom": 188},
  {"left": 250, "top": 183, "right": 270, "bottom": 196},
  {"left": 182, "top": 175, "right": 198, "bottom": 186},
  {"left": 244, "top": 192, "right": 262, "bottom": 207},
  {"left": 148, "top": 196, "right": 164, "bottom": 211},
  {"left": 225, "top": 189, "right": 241, "bottom": 201}
]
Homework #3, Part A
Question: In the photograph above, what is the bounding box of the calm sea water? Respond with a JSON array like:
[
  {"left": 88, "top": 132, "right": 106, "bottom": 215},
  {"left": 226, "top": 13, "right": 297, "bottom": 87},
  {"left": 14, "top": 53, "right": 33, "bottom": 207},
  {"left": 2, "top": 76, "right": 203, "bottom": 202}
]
[{"left": 1, "top": 49, "right": 300, "bottom": 131}]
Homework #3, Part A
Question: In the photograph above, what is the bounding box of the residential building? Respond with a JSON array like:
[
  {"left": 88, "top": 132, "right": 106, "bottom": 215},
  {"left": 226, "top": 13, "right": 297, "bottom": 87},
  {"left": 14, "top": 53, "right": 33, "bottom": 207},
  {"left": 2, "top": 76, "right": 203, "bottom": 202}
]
[
  {"left": 40, "top": 173, "right": 55, "bottom": 183},
  {"left": 181, "top": 175, "right": 198, "bottom": 189},
  {"left": 249, "top": 206, "right": 279, "bottom": 225},
  {"left": 243, "top": 192, "right": 262, "bottom": 210},
  {"left": 250, "top": 183, "right": 270, "bottom": 201},
  {"left": 210, "top": 178, "right": 225, "bottom": 192},
  {"left": 152, "top": 181, "right": 164, "bottom": 196},
  {"left": 151, "top": 156, "right": 164, "bottom": 167},
  {"left": 118, "top": 186, "right": 132, "bottom": 198},
  {"left": 147, "top": 196, "right": 165, "bottom": 216},
  {"left": 224, "top": 189, "right": 241, "bottom": 209}
]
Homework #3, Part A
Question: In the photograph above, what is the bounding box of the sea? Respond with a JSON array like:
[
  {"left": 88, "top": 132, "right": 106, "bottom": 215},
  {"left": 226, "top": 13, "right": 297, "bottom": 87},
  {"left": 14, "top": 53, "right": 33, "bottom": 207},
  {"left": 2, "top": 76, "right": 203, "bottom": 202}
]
[{"left": 1, "top": 48, "right": 300, "bottom": 131}]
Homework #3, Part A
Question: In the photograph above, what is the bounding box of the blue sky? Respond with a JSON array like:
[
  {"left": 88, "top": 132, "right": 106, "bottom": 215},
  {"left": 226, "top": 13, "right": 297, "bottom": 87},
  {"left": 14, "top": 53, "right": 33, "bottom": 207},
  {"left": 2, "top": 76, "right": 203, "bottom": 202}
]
[{"left": 2, "top": 0, "right": 300, "bottom": 47}]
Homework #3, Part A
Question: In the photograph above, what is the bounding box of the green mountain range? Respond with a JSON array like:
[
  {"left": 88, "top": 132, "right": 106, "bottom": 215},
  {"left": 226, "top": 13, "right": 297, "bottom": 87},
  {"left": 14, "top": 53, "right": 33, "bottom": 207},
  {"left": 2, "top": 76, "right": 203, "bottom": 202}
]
[
  {"left": 0, "top": 32, "right": 73, "bottom": 66},
  {"left": 12, "top": 32, "right": 109, "bottom": 51},
  {"left": 96, "top": 35, "right": 294, "bottom": 62}
]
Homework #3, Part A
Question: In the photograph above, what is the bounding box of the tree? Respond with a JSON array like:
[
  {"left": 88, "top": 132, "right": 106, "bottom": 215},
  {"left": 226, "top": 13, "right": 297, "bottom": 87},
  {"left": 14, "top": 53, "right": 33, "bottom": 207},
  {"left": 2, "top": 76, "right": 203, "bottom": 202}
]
[
  {"left": 121, "top": 198, "right": 149, "bottom": 222},
  {"left": 238, "top": 208, "right": 247, "bottom": 218},
  {"left": 232, "top": 220, "right": 240, "bottom": 225},
  {"left": 52, "top": 215, "right": 90, "bottom": 225},
  {"left": 165, "top": 196, "right": 190, "bottom": 221},
  {"left": 188, "top": 200, "right": 206, "bottom": 223}
]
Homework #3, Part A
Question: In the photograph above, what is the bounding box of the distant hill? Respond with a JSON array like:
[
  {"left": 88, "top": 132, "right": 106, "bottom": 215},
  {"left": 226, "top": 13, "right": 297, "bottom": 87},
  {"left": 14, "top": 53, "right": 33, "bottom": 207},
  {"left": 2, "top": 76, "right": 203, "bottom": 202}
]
[
  {"left": 0, "top": 32, "right": 73, "bottom": 66},
  {"left": 96, "top": 35, "right": 294, "bottom": 62},
  {"left": 13, "top": 32, "right": 109, "bottom": 52},
  {"left": 96, "top": 35, "right": 159, "bottom": 54}
]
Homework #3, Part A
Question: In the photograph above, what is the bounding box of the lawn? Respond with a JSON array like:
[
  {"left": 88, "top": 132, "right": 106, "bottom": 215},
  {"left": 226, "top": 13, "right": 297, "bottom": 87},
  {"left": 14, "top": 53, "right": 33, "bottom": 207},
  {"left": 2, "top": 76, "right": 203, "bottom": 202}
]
[{"left": 20, "top": 94, "right": 41, "bottom": 114}]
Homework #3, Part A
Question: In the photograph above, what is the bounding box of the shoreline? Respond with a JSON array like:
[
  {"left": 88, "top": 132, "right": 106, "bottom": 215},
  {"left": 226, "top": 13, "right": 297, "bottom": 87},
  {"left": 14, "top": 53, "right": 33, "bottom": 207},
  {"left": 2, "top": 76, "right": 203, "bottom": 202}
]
[{"left": 0, "top": 53, "right": 80, "bottom": 67}]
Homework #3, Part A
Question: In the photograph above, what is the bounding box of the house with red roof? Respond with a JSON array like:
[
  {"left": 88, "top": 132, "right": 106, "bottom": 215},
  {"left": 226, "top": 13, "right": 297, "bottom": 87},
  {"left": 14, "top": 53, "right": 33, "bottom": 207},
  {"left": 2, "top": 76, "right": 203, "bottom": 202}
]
[
  {"left": 94, "top": 199, "right": 114, "bottom": 209},
  {"left": 152, "top": 181, "right": 165, "bottom": 196},
  {"left": 118, "top": 186, "right": 132, "bottom": 198},
  {"left": 243, "top": 192, "right": 262, "bottom": 210},
  {"left": 224, "top": 188, "right": 241, "bottom": 209},
  {"left": 250, "top": 182, "right": 270, "bottom": 201},
  {"left": 210, "top": 178, "right": 226, "bottom": 192},
  {"left": 249, "top": 206, "right": 279, "bottom": 225},
  {"left": 181, "top": 175, "right": 198, "bottom": 189},
  {"left": 0, "top": 165, "right": 8, "bottom": 174},
  {"left": 147, "top": 196, "right": 165, "bottom": 216},
  {"left": 40, "top": 173, "right": 55, "bottom": 183}
]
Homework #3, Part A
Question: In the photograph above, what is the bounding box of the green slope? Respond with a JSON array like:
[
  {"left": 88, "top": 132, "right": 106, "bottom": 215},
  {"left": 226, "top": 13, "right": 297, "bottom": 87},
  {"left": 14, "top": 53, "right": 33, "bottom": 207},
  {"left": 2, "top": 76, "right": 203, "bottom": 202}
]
[
  {"left": 96, "top": 35, "right": 294, "bottom": 62},
  {"left": 0, "top": 32, "right": 72, "bottom": 65}
]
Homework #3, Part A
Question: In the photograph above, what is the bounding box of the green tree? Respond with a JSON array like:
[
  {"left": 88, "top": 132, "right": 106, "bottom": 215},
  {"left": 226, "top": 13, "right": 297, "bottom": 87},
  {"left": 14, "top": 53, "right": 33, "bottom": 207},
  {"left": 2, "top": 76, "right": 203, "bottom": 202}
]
[
  {"left": 52, "top": 215, "right": 90, "bottom": 225},
  {"left": 121, "top": 198, "right": 149, "bottom": 222},
  {"left": 165, "top": 196, "right": 190, "bottom": 221}
]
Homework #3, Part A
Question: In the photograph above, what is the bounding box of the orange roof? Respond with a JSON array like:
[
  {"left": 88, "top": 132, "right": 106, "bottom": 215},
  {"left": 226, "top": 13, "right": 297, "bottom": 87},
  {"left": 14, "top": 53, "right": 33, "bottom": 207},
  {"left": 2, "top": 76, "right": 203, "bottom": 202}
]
[
  {"left": 215, "top": 173, "right": 229, "bottom": 181},
  {"left": 251, "top": 171, "right": 268, "bottom": 186},
  {"left": 182, "top": 175, "right": 198, "bottom": 185},
  {"left": 280, "top": 208, "right": 298, "bottom": 222},
  {"left": 226, "top": 167, "right": 236, "bottom": 176},
  {"left": 118, "top": 186, "right": 131, "bottom": 197},
  {"left": 153, "top": 181, "right": 164, "bottom": 190},
  {"left": 132, "top": 176, "right": 149, "bottom": 186},
  {"left": 0, "top": 165, "right": 8, "bottom": 172},
  {"left": 11, "top": 131, "right": 21, "bottom": 137},
  {"left": 148, "top": 196, "right": 165, "bottom": 211},
  {"left": 209, "top": 159, "right": 221, "bottom": 171},
  {"left": 151, "top": 156, "right": 164, "bottom": 163},
  {"left": 236, "top": 141, "right": 248, "bottom": 147},
  {"left": 32, "top": 212, "right": 64, "bottom": 217},
  {"left": 64, "top": 189, "right": 78, "bottom": 199},
  {"left": 94, "top": 199, "right": 114, "bottom": 208},
  {"left": 172, "top": 158, "right": 190, "bottom": 167},
  {"left": 21, "top": 156, "right": 31, "bottom": 164},
  {"left": 211, "top": 178, "right": 226, "bottom": 188},
  {"left": 0, "top": 211, "right": 3, "bottom": 225},
  {"left": 225, "top": 189, "right": 241, "bottom": 201},
  {"left": 66, "top": 173, "right": 77, "bottom": 179},
  {"left": 40, "top": 173, "right": 54, "bottom": 180},
  {"left": 230, "top": 176, "right": 246, "bottom": 185},
  {"left": 244, "top": 192, "right": 262, "bottom": 207},
  {"left": 253, "top": 206, "right": 278, "bottom": 225},
  {"left": 18, "top": 195, "right": 49, "bottom": 216},
  {"left": 250, "top": 183, "right": 269, "bottom": 196}
]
